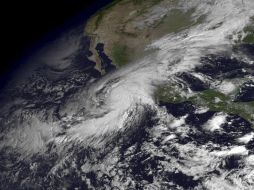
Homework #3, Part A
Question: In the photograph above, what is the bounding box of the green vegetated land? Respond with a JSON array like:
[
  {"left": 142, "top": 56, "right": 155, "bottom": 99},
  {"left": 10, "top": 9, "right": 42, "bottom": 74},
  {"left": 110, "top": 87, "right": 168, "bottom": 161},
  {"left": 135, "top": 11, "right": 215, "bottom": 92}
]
[
  {"left": 243, "top": 17, "right": 254, "bottom": 44},
  {"left": 235, "top": 17, "right": 254, "bottom": 44},
  {"left": 243, "top": 29, "right": 254, "bottom": 44},
  {"left": 155, "top": 85, "right": 254, "bottom": 127},
  {"left": 112, "top": 43, "right": 129, "bottom": 67}
]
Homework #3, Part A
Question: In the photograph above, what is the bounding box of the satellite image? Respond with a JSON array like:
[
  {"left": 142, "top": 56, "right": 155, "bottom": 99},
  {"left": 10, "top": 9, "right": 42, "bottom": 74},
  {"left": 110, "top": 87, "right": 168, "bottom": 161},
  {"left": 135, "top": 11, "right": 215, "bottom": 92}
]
[{"left": 0, "top": 0, "right": 254, "bottom": 189}]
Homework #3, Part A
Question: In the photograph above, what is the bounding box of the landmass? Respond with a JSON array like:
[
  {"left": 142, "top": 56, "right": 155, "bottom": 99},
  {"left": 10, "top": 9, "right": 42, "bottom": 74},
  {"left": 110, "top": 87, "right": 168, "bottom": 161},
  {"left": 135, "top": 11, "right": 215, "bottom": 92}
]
[{"left": 84, "top": 0, "right": 203, "bottom": 72}]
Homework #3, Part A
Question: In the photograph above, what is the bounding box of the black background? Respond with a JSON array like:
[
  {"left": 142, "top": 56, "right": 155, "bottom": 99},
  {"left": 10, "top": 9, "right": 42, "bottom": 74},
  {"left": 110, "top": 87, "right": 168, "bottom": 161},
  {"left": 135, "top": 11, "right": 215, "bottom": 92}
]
[{"left": 0, "top": 0, "right": 111, "bottom": 77}]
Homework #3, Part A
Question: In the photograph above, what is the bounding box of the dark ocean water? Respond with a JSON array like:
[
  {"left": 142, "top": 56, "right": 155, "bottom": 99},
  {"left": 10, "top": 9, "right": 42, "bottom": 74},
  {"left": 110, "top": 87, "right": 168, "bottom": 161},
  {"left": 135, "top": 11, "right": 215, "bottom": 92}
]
[{"left": 0, "top": 0, "right": 113, "bottom": 89}]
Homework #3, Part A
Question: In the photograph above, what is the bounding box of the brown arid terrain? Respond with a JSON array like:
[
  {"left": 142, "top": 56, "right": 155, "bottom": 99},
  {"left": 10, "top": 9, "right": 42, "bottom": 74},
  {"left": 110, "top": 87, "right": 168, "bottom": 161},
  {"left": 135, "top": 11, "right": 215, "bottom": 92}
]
[{"left": 84, "top": 0, "right": 203, "bottom": 73}]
